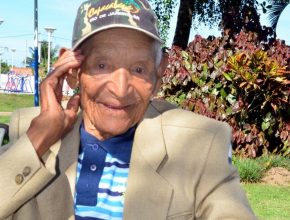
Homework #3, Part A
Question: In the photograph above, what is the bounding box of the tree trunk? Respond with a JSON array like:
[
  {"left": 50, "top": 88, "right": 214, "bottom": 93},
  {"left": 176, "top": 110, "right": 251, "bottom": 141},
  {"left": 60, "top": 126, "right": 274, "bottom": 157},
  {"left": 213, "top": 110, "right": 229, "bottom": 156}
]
[
  {"left": 172, "top": 0, "right": 195, "bottom": 49},
  {"left": 220, "top": 0, "right": 243, "bottom": 34}
]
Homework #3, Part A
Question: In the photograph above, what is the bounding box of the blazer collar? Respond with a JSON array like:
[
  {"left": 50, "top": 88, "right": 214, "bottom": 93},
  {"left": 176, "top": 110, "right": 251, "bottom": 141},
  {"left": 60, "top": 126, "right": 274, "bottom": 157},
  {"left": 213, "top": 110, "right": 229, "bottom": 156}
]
[
  {"left": 123, "top": 102, "right": 173, "bottom": 219},
  {"left": 50, "top": 103, "right": 173, "bottom": 219},
  {"left": 57, "top": 102, "right": 169, "bottom": 175}
]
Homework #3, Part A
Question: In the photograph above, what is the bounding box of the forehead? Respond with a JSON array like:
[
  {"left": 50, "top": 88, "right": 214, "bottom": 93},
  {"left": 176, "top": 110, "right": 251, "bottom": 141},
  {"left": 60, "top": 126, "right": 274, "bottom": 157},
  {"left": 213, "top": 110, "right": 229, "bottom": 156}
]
[{"left": 81, "top": 28, "right": 156, "bottom": 53}]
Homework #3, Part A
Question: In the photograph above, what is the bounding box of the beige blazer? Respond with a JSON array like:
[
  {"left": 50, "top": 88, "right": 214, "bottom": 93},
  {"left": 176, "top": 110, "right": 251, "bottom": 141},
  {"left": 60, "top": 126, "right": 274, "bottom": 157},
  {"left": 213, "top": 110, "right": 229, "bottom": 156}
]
[{"left": 0, "top": 101, "right": 257, "bottom": 220}]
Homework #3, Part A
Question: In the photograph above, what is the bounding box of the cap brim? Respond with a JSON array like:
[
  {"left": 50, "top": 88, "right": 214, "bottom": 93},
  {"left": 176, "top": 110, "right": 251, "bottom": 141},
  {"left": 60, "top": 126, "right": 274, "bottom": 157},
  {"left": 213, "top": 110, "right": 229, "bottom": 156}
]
[{"left": 72, "top": 24, "right": 163, "bottom": 51}]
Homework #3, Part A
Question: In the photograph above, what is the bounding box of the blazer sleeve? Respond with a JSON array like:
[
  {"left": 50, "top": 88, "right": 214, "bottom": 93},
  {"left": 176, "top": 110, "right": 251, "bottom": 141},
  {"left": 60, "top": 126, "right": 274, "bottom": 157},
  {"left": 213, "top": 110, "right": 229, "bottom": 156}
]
[
  {"left": 195, "top": 122, "right": 257, "bottom": 220},
  {"left": 0, "top": 110, "right": 59, "bottom": 219}
]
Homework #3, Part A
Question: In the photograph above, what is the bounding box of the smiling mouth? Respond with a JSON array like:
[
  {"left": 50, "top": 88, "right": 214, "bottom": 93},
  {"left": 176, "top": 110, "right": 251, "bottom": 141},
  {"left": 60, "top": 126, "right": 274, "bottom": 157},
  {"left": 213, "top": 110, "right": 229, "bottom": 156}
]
[{"left": 102, "top": 103, "right": 132, "bottom": 110}]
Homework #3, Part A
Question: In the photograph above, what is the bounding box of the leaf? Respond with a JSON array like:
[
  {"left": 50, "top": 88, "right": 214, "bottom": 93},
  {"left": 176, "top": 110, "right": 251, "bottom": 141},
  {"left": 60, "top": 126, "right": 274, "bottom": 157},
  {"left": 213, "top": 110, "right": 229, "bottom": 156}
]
[
  {"left": 202, "top": 63, "right": 209, "bottom": 74},
  {"left": 266, "top": 5, "right": 272, "bottom": 9},
  {"left": 181, "top": 51, "right": 189, "bottom": 60},
  {"left": 262, "top": 121, "right": 270, "bottom": 131},
  {"left": 226, "top": 107, "right": 232, "bottom": 115},
  {"left": 184, "top": 60, "right": 191, "bottom": 71},
  {"left": 236, "top": 53, "right": 247, "bottom": 63},
  {"left": 216, "top": 60, "right": 224, "bottom": 68},
  {"left": 220, "top": 88, "right": 227, "bottom": 98},
  {"left": 245, "top": 72, "right": 252, "bottom": 80},
  {"left": 223, "top": 72, "right": 233, "bottom": 81},
  {"left": 215, "top": 82, "right": 223, "bottom": 89},
  {"left": 239, "top": 82, "right": 247, "bottom": 88},
  {"left": 226, "top": 94, "right": 236, "bottom": 105}
]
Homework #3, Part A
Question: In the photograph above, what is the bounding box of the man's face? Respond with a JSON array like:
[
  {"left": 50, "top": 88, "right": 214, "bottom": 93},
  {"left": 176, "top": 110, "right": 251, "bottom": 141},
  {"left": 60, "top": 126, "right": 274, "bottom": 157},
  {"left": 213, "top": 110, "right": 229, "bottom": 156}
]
[{"left": 79, "top": 28, "right": 162, "bottom": 140}]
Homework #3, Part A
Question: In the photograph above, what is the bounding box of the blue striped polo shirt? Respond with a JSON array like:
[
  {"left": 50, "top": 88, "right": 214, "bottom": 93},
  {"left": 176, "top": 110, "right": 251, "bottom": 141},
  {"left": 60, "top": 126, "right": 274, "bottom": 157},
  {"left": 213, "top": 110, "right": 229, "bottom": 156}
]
[{"left": 75, "top": 124, "right": 135, "bottom": 220}]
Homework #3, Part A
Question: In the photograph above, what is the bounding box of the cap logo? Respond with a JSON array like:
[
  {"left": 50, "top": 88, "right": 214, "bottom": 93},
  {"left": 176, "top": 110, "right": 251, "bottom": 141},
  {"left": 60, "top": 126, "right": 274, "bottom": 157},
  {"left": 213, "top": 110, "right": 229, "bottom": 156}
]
[
  {"left": 87, "top": 0, "right": 141, "bottom": 22},
  {"left": 72, "top": 0, "right": 162, "bottom": 49}
]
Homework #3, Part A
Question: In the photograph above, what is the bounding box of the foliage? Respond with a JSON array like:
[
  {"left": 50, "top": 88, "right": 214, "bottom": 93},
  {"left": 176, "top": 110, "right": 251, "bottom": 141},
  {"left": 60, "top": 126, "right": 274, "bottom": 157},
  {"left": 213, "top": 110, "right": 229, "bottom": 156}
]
[
  {"left": 263, "top": 0, "right": 290, "bottom": 31},
  {"left": 25, "top": 40, "right": 59, "bottom": 79},
  {"left": 159, "top": 30, "right": 290, "bottom": 157},
  {"left": 233, "top": 154, "right": 290, "bottom": 182},
  {"left": 150, "top": 0, "right": 277, "bottom": 47},
  {"left": 255, "top": 154, "right": 290, "bottom": 171},
  {"left": 243, "top": 184, "right": 290, "bottom": 220},
  {"left": 0, "top": 61, "right": 10, "bottom": 74},
  {"left": 233, "top": 156, "right": 265, "bottom": 182},
  {"left": 148, "top": 0, "right": 177, "bottom": 44}
]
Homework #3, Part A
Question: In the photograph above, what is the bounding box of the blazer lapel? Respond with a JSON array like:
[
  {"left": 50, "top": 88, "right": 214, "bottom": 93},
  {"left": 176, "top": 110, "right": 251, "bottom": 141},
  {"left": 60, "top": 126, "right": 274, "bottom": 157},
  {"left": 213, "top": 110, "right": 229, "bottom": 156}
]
[
  {"left": 123, "top": 103, "right": 173, "bottom": 220},
  {"left": 58, "top": 112, "right": 83, "bottom": 197},
  {"left": 36, "top": 113, "right": 82, "bottom": 220}
]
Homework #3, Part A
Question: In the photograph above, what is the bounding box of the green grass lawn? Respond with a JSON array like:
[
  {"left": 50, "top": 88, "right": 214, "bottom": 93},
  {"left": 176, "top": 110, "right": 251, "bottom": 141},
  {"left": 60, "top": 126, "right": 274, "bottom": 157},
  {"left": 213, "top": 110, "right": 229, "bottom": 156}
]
[
  {"left": 0, "top": 94, "right": 34, "bottom": 124},
  {"left": 0, "top": 94, "right": 34, "bottom": 112},
  {"left": 0, "top": 116, "right": 10, "bottom": 124},
  {"left": 243, "top": 184, "right": 290, "bottom": 220}
]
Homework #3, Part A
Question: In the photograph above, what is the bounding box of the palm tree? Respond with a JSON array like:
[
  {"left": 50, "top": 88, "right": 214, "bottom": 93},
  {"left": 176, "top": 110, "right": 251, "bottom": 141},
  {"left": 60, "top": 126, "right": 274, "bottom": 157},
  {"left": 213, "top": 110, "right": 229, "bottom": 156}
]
[
  {"left": 25, "top": 40, "right": 58, "bottom": 78},
  {"left": 265, "top": 0, "right": 289, "bottom": 31}
]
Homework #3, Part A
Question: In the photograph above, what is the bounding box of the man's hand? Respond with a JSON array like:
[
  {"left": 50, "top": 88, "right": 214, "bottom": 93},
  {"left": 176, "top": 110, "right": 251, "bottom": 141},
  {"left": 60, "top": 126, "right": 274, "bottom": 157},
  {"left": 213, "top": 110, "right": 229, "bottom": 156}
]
[{"left": 27, "top": 49, "right": 84, "bottom": 157}]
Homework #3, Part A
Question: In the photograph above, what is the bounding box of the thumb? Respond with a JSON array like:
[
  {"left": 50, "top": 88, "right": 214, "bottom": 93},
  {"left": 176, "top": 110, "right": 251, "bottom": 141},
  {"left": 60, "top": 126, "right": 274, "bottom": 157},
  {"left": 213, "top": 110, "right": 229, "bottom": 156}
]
[
  {"left": 66, "top": 94, "right": 80, "bottom": 113},
  {"left": 63, "top": 94, "right": 80, "bottom": 133}
]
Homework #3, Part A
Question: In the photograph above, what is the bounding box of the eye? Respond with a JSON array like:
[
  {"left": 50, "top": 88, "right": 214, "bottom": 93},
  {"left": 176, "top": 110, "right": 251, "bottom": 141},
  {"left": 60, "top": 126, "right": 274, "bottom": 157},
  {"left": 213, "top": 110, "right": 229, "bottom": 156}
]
[
  {"left": 97, "top": 63, "right": 106, "bottom": 69},
  {"left": 132, "top": 66, "right": 145, "bottom": 75},
  {"left": 135, "top": 67, "right": 143, "bottom": 74},
  {"left": 94, "top": 62, "right": 111, "bottom": 73}
]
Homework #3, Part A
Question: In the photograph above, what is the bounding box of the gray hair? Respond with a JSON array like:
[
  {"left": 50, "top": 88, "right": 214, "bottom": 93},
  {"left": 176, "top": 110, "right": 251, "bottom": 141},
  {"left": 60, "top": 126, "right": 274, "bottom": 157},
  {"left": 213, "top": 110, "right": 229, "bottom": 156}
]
[{"left": 154, "top": 41, "right": 163, "bottom": 67}]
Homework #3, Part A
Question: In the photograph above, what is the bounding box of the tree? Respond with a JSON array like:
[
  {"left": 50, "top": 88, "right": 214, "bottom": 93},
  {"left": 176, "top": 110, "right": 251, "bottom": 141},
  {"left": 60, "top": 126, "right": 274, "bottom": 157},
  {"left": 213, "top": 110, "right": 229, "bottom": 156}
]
[
  {"left": 25, "top": 40, "right": 58, "bottom": 78},
  {"left": 263, "top": 0, "right": 289, "bottom": 31},
  {"left": 148, "top": 0, "right": 177, "bottom": 44},
  {"left": 172, "top": 0, "right": 195, "bottom": 49},
  {"left": 0, "top": 61, "right": 10, "bottom": 74},
  {"left": 151, "top": 0, "right": 267, "bottom": 48}
]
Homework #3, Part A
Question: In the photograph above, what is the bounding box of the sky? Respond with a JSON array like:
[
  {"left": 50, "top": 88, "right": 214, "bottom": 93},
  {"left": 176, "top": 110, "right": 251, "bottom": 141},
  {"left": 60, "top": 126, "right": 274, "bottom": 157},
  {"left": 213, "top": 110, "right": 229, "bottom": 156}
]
[{"left": 0, "top": 0, "right": 289, "bottom": 69}]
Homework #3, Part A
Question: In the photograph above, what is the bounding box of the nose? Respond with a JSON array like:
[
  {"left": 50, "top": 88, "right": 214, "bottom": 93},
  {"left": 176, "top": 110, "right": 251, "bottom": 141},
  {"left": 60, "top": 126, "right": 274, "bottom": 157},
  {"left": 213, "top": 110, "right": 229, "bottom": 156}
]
[{"left": 110, "top": 67, "right": 131, "bottom": 98}]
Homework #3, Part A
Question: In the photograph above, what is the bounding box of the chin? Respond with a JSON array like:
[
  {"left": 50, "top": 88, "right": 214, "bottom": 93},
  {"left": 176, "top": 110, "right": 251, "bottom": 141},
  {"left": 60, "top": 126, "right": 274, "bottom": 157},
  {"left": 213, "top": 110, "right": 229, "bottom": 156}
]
[{"left": 95, "top": 119, "right": 136, "bottom": 139}]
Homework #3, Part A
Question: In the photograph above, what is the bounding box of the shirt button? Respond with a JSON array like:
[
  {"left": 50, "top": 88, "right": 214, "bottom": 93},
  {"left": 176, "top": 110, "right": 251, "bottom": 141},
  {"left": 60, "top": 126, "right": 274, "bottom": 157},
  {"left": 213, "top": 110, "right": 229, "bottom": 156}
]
[
  {"left": 91, "top": 144, "right": 99, "bottom": 151},
  {"left": 22, "top": 166, "right": 31, "bottom": 177},
  {"left": 15, "top": 174, "right": 24, "bottom": 185},
  {"left": 90, "top": 164, "right": 97, "bottom": 171}
]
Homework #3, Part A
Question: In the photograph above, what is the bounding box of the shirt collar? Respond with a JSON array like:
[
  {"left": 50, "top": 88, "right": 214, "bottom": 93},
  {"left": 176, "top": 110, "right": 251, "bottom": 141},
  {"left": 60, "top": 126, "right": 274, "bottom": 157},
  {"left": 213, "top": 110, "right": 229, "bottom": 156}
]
[{"left": 80, "top": 123, "right": 135, "bottom": 163}]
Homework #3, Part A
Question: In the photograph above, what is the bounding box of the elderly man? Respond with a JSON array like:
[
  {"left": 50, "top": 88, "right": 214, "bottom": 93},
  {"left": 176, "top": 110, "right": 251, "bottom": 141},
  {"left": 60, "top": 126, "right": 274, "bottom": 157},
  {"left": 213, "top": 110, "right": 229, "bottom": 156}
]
[{"left": 0, "top": 0, "right": 257, "bottom": 219}]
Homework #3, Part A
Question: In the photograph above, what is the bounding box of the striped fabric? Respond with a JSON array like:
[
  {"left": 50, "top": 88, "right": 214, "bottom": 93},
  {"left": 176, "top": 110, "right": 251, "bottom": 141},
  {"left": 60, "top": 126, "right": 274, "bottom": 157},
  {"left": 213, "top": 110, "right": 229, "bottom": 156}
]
[{"left": 75, "top": 153, "right": 129, "bottom": 220}]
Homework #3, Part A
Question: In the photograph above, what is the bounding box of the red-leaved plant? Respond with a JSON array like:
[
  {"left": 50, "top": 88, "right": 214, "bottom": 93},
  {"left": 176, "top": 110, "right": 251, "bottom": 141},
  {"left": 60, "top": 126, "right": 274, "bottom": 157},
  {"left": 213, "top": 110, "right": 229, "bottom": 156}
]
[{"left": 159, "top": 30, "right": 290, "bottom": 158}]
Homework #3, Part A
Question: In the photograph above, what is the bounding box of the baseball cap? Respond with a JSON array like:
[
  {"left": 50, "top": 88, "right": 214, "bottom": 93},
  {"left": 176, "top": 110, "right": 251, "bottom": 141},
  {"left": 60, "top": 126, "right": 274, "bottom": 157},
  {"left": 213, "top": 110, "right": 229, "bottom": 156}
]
[{"left": 72, "top": 0, "right": 162, "bottom": 50}]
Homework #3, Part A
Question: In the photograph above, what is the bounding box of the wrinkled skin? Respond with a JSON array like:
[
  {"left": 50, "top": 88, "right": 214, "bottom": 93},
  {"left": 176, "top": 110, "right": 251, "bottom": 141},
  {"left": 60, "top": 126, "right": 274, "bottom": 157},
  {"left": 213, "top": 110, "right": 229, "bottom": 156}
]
[
  {"left": 27, "top": 28, "right": 167, "bottom": 157},
  {"left": 79, "top": 28, "right": 164, "bottom": 140}
]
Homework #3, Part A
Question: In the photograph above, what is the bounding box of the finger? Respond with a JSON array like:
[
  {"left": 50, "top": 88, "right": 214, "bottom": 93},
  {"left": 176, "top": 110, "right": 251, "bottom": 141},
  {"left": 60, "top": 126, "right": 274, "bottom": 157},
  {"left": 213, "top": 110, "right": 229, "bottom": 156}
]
[
  {"left": 55, "top": 76, "right": 65, "bottom": 103},
  {"left": 62, "top": 95, "right": 81, "bottom": 134},
  {"left": 40, "top": 80, "right": 62, "bottom": 111},
  {"left": 48, "top": 52, "right": 84, "bottom": 79},
  {"left": 59, "top": 47, "right": 68, "bottom": 57},
  {"left": 63, "top": 109, "right": 78, "bottom": 136},
  {"left": 39, "top": 71, "right": 66, "bottom": 111},
  {"left": 66, "top": 94, "right": 80, "bottom": 113},
  {"left": 53, "top": 50, "right": 83, "bottom": 69}
]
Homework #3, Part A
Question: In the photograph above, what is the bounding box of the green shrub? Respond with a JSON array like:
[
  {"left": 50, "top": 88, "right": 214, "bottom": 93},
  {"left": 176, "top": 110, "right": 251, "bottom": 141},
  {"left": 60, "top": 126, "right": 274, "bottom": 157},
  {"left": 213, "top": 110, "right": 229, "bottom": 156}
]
[
  {"left": 255, "top": 154, "right": 290, "bottom": 171},
  {"left": 233, "top": 154, "right": 290, "bottom": 182},
  {"left": 159, "top": 30, "right": 290, "bottom": 158},
  {"left": 233, "top": 156, "right": 265, "bottom": 183}
]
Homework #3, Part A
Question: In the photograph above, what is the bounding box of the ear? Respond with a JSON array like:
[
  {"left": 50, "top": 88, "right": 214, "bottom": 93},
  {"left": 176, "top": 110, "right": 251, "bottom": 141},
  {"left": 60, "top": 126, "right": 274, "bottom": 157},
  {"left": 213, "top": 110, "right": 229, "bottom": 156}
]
[
  {"left": 59, "top": 48, "right": 81, "bottom": 89},
  {"left": 152, "top": 53, "right": 168, "bottom": 95},
  {"left": 66, "top": 68, "right": 80, "bottom": 89}
]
